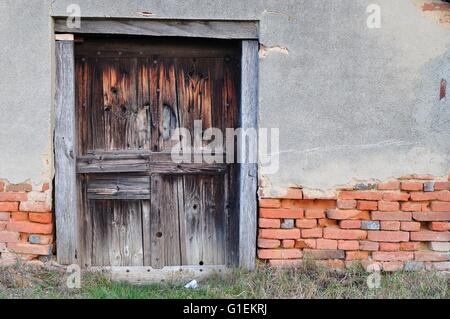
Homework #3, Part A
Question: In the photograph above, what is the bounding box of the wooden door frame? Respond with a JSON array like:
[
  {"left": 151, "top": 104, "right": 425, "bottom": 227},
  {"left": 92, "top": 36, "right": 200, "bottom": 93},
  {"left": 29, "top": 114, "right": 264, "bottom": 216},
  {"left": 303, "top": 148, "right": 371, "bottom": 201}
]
[{"left": 54, "top": 19, "right": 259, "bottom": 270}]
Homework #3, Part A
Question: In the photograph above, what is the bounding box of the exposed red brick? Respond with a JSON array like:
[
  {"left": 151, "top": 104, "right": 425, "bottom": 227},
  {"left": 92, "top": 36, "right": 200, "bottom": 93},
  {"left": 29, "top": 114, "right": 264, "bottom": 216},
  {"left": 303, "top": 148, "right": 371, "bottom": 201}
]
[
  {"left": 258, "top": 238, "right": 281, "bottom": 248},
  {"left": 434, "top": 182, "right": 450, "bottom": 191},
  {"left": 429, "top": 222, "right": 450, "bottom": 232},
  {"left": 346, "top": 251, "right": 369, "bottom": 261},
  {"left": 316, "top": 239, "right": 338, "bottom": 250},
  {"left": 337, "top": 199, "right": 356, "bottom": 209},
  {"left": 414, "top": 251, "right": 449, "bottom": 262},
  {"left": 258, "top": 249, "right": 302, "bottom": 259},
  {"left": 338, "top": 191, "right": 382, "bottom": 201},
  {"left": 280, "top": 199, "right": 293, "bottom": 208},
  {"left": 379, "top": 242, "right": 400, "bottom": 251},
  {"left": 326, "top": 209, "right": 362, "bottom": 220},
  {"left": 5, "top": 183, "right": 32, "bottom": 192},
  {"left": 400, "top": 221, "right": 421, "bottom": 232},
  {"left": 430, "top": 201, "right": 450, "bottom": 212},
  {"left": 260, "top": 208, "right": 304, "bottom": 219},
  {"left": 400, "top": 182, "right": 423, "bottom": 191},
  {"left": 294, "top": 239, "right": 316, "bottom": 249},
  {"left": 282, "top": 239, "right": 295, "bottom": 248},
  {"left": 7, "top": 243, "right": 51, "bottom": 256},
  {"left": 400, "top": 242, "right": 420, "bottom": 251},
  {"left": 0, "top": 192, "right": 28, "bottom": 202},
  {"left": 371, "top": 211, "right": 412, "bottom": 221},
  {"left": 323, "top": 228, "right": 367, "bottom": 240},
  {"left": 301, "top": 228, "right": 323, "bottom": 238},
  {"left": 410, "top": 230, "right": 450, "bottom": 242},
  {"left": 10, "top": 212, "right": 28, "bottom": 221},
  {"left": 295, "top": 219, "right": 317, "bottom": 229},
  {"left": 0, "top": 202, "right": 19, "bottom": 212},
  {"left": 367, "top": 231, "right": 409, "bottom": 242},
  {"left": 378, "top": 201, "right": 399, "bottom": 211},
  {"left": 357, "top": 201, "right": 378, "bottom": 211},
  {"left": 359, "top": 241, "right": 379, "bottom": 251},
  {"left": 6, "top": 221, "right": 52, "bottom": 235},
  {"left": 29, "top": 213, "right": 52, "bottom": 224},
  {"left": 436, "top": 191, "right": 450, "bottom": 201},
  {"left": 0, "top": 212, "right": 10, "bottom": 221},
  {"left": 339, "top": 220, "right": 361, "bottom": 229},
  {"left": 382, "top": 192, "right": 410, "bottom": 201},
  {"left": 380, "top": 221, "right": 400, "bottom": 231},
  {"left": 410, "top": 192, "right": 438, "bottom": 201},
  {"left": 0, "top": 181, "right": 4, "bottom": 192},
  {"left": 259, "top": 199, "right": 281, "bottom": 208},
  {"left": 412, "top": 211, "right": 450, "bottom": 221},
  {"left": 304, "top": 208, "right": 325, "bottom": 219},
  {"left": 372, "top": 251, "right": 413, "bottom": 261},
  {"left": 292, "top": 199, "right": 336, "bottom": 209},
  {"left": 283, "top": 188, "right": 303, "bottom": 199},
  {"left": 0, "top": 231, "right": 20, "bottom": 243},
  {"left": 401, "top": 202, "right": 422, "bottom": 211},
  {"left": 259, "top": 218, "right": 281, "bottom": 229},
  {"left": 377, "top": 181, "right": 400, "bottom": 190},
  {"left": 422, "top": 2, "right": 450, "bottom": 12},
  {"left": 317, "top": 218, "right": 337, "bottom": 227},
  {"left": 19, "top": 201, "right": 51, "bottom": 213},
  {"left": 338, "top": 240, "right": 359, "bottom": 250}
]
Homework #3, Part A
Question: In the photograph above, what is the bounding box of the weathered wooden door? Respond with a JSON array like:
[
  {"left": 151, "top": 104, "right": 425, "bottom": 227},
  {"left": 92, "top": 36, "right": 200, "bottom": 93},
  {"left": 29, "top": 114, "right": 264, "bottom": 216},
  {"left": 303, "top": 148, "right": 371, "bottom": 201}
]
[{"left": 74, "top": 37, "right": 240, "bottom": 268}]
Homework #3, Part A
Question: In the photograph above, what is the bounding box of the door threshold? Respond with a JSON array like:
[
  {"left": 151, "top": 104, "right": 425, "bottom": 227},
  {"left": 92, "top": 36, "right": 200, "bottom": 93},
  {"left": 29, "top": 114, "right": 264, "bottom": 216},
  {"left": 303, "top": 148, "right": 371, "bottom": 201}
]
[{"left": 87, "top": 265, "right": 230, "bottom": 284}]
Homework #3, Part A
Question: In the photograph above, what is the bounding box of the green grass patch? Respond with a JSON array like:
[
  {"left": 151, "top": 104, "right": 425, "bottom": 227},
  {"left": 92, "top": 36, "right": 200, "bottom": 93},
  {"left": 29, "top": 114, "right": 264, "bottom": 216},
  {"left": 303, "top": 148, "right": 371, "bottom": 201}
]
[{"left": 0, "top": 261, "right": 448, "bottom": 299}]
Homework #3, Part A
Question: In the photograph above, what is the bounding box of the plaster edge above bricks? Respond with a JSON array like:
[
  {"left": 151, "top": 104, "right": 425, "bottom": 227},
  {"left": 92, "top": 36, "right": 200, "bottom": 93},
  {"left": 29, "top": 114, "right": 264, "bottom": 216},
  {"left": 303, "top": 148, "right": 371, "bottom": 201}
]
[
  {"left": 258, "top": 174, "right": 450, "bottom": 272},
  {"left": 0, "top": 178, "right": 53, "bottom": 265}
]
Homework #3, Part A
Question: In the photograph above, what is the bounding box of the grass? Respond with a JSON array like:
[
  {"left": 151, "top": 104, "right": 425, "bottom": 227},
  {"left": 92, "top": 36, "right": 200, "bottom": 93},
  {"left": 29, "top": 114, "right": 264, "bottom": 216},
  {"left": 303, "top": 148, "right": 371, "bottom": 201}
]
[{"left": 0, "top": 260, "right": 448, "bottom": 299}]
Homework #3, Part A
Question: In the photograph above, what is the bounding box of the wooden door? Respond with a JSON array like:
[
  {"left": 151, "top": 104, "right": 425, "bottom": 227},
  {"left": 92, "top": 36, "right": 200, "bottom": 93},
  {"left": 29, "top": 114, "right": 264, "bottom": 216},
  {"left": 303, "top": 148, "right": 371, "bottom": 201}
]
[{"left": 74, "top": 37, "right": 240, "bottom": 268}]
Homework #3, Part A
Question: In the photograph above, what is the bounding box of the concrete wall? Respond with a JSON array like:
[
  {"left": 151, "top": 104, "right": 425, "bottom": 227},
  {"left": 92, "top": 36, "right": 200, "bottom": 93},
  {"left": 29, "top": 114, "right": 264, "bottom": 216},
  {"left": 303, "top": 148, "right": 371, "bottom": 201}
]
[{"left": 1, "top": 0, "right": 449, "bottom": 193}]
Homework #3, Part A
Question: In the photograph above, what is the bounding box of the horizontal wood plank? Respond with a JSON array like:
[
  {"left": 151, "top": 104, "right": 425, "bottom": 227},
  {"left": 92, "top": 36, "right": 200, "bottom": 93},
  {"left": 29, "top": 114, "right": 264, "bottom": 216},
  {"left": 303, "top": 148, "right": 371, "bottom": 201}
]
[
  {"left": 77, "top": 151, "right": 228, "bottom": 174},
  {"left": 55, "top": 18, "right": 258, "bottom": 40},
  {"left": 87, "top": 175, "right": 150, "bottom": 200}
]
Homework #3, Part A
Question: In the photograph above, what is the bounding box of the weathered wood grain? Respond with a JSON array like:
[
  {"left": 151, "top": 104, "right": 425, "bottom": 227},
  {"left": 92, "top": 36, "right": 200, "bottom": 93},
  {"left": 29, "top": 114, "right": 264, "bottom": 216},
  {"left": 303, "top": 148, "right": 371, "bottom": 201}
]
[
  {"left": 55, "top": 19, "right": 258, "bottom": 39},
  {"left": 75, "top": 38, "right": 241, "bottom": 269},
  {"left": 55, "top": 39, "right": 78, "bottom": 265},
  {"left": 238, "top": 40, "right": 259, "bottom": 270},
  {"left": 86, "top": 175, "right": 150, "bottom": 200}
]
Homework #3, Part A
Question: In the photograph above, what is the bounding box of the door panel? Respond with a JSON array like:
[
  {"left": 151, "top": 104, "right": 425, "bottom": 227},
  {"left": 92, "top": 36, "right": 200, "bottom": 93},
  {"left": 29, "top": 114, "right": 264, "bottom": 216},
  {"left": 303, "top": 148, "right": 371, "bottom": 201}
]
[{"left": 75, "top": 37, "right": 240, "bottom": 268}]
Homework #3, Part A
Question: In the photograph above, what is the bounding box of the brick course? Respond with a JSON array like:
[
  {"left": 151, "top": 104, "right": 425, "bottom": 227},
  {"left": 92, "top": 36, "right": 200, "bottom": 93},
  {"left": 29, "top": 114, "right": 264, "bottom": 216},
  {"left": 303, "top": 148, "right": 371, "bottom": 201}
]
[
  {"left": 258, "top": 176, "right": 450, "bottom": 272},
  {"left": 0, "top": 179, "right": 52, "bottom": 263}
]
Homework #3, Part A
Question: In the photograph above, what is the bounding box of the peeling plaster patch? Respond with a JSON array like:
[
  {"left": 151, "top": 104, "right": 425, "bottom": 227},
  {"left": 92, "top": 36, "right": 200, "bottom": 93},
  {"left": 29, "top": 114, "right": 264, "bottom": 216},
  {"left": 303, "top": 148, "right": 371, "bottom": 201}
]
[
  {"left": 259, "top": 44, "right": 289, "bottom": 59},
  {"left": 411, "top": 0, "right": 450, "bottom": 26}
]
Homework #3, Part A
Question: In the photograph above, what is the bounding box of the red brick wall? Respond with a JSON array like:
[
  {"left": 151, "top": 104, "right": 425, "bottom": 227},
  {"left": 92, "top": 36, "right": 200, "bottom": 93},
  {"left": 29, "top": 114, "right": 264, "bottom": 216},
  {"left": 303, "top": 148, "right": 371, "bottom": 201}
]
[
  {"left": 0, "top": 180, "right": 53, "bottom": 265},
  {"left": 258, "top": 175, "right": 450, "bottom": 271}
]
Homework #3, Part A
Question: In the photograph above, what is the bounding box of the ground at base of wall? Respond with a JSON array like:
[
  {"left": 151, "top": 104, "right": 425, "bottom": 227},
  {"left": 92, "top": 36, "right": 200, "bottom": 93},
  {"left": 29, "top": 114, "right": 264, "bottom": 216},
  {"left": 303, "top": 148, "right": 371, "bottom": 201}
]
[
  {"left": 258, "top": 175, "right": 450, "bottom": 272},
  {"left": 0, "top": 261, "right": 448, "bottom": 299}
]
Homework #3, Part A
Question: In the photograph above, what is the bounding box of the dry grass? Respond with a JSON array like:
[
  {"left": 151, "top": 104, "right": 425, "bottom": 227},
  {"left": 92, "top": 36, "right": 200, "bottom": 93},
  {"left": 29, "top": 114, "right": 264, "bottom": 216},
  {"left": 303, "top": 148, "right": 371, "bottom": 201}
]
[{"left": 0, "top": 260, "right": 448, "bottom": 299}]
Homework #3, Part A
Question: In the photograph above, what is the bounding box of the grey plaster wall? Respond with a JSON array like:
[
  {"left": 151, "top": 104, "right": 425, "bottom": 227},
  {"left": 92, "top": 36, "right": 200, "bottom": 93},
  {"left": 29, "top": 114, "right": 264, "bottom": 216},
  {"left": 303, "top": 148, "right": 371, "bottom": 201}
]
[{"left": 0, "top": 0, "right": 449, "bottom": 193}]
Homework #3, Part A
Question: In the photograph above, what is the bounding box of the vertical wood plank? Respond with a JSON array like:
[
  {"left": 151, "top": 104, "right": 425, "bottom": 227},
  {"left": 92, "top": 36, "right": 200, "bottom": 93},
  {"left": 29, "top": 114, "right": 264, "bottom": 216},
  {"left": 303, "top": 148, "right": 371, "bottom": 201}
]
[
  {"left": 91, "top": 200, "right": 112, "bottom": 265},
  {"left": 239, "top": 40, "right": 259, "bottom": 270},
  {"left": 110, "top": 201, "right": 144, "bottom": 266},
  {"left": 55, "top": 39, "right": 78, "bottom": 265}
]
